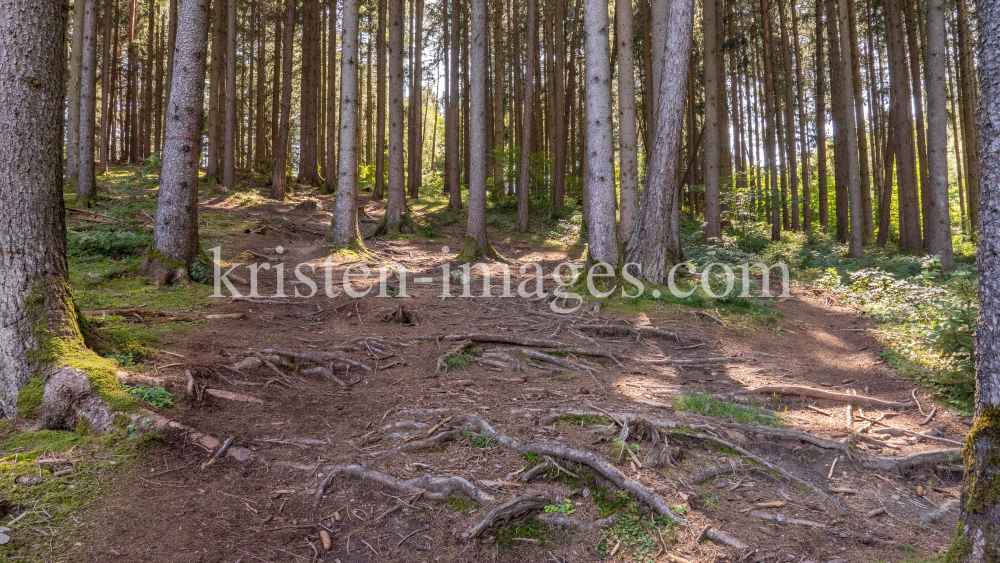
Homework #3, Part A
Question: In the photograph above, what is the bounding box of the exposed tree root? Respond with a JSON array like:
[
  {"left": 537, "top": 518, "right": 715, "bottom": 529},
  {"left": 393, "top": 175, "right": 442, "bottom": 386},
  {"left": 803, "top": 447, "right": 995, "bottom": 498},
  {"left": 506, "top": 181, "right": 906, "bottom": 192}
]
[
  {"left": 860, "top": 448, "right": 963, "bottom": 471},
  {"left": 369, "top": 429, "right": 461, "bottom": 456},
  {"left": 576, "top": 324, "right": 707, "bottom": 343},
  {"left": 301, "top": 366, "right": 347, "bottom": 386},
  {"left": 143, "top": 410, "right": 254, "bottom": 462},
  {"left": 443, "top": 333, "right": 621, "bottom": 364},
  {"left": 259, "top": 348, "right": 371, "bottom": 372},
  {"left": 316, "top": 464, "right": 494, "bottom": 506},
  {"left": 721, "top": 385, "right": 913, "bottom": 410},
  {"left": 699, "top": 526, "right": 748, "bottom": 550},
  {"left": 204, "top": 388, "right": 265, "bottom": 404},
  {"left": 463, "top": 495, "right": 552, "bottom": 538},
  {"left": 689, "top": 461, "right": 748, "bottom": 485}
]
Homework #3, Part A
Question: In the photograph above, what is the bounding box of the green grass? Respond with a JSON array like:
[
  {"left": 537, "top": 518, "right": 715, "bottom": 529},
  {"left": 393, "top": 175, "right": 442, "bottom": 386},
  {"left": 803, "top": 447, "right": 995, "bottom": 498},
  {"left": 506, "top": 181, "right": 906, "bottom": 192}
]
[
  {"left": 121, "top": 385, "right": 174, "bottom": 408},
  {"left": 494, "top": 517, "right": 550, "bottom": 548},
  {"left": 672, "top": 393, "right": 783, "bottom": 427},
  {"left": 555, "top": 414, "right": 611, "bottom": 427},
  {"left": 445, "top": 497, "right": 476, "bottom": 511}
]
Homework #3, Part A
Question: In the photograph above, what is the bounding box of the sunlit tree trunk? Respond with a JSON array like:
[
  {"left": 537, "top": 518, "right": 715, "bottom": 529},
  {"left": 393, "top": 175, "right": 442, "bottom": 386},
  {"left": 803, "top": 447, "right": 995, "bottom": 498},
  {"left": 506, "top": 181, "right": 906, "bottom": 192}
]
[
  {"left": 77, "top": 0, "right": 100, "bottom": 206},
  {"left": 271, "top": 0, "right": 294, "bottom": 200},
  {"left": 616, "top": 0, "right": 638, "bottom": 244},
  {"left": 703, "top": 0, "right": 721, "bottom": 241},
  {"left": 329, "top": 0, "right": 364, "bottom": 246},
  {"left": 67, "top": 0, "right": 87, "bottom": 185},
  {"left": 924, "top": 0, "right": 953, "bottom": 269},
  {"left": 517, "top": 0, "right": 537, "bottom": 231}
]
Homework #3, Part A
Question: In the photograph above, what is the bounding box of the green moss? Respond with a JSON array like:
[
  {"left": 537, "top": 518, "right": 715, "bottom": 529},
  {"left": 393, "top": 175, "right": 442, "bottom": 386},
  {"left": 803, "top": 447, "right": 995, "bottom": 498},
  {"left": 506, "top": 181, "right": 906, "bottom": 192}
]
[
  {"left": 944, "top": 524, "right": 971, "bottom": 563},
  {"left": 76, "top": 415, "right": 90, "bottom": 436},
  {"left": 456, "top": 235, "right": 504, "bottom": 263},
  {"left": 962, "top": 405, "right": 1000, "bottom": 514},
  {"left": 15, "top": 377, "right": 45, "bottom": 418},
  {"left": 45, "top": 337, "right": 137, "bottom": 413},
  {"left": 673, "top": 393, "right": 783, "bottom": 427},
  {"left": 495, "top": 516, "right": 550, "bottom": 547},
  {"left": 556, "top": 414, "right": 611, "bottom": 427},
  {"left": 445, "top": 497, "right": 476, "bottom": 511}
]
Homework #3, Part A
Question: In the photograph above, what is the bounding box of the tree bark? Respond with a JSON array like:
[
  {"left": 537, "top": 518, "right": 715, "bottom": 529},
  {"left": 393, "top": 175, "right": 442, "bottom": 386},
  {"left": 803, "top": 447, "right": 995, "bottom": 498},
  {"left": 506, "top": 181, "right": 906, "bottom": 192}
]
[
  {"left": 516, "top": 0, "right": 537, "bottom": 231},
  {"left": 153, "top": 12, "right": 165, "bottom": 155},
  {"left": 876, "top": 110, "right": 895, "bottom": 248},
  {"left": 924, "top": 0, "right": 953, "bottom": 269},
  {"left": 815, "top": 0, "right": 828, "bottom": 231},
  {"left": 616, "top": 0, "right": 638, "bottom": 244},
  {"left": 623, "top": 0, "right": 693, "bottom": 281},
  {"left": 458, "top": 0, "right": 497, "bottom": 261},
  {"left": 551, "top": 0, "right": 567, "bottom": 216},
  {"left": 67, "top": 0, "right": 87, "bottom": 184},
  {"left": 142, "top": 0, "right": 155, "bottom": 158},
  {"left": 703, "top": 0, "right": 721, "bottom": 241},
  {"left": 834, "top": 0, "right": 863, "bottom": 257},
  {"left": 77, "top": 0, "right": 100, "bottom": 207},
  {"left": 952, "top": 0, "right": 1000, "bottom": 553},
  {"left": 100, "top": 0, "right": 117, "bottom": 174},
  {"left": 271, "top": 0, "right": 294, "bottom": 200},
  {"left": 582, "top": 0, "right": 618, "bottom": 266},
  {"left": 886, "top": 0, "right": 921, "bottom": 253},
  {"left": 299, "top": 0, "right": 322, "bottom": 186},
  {"left": 791, "top": 2, "right": 809, "bottom": 230},
  {"left": 776, "top": 0, "right": 798, "bottom": 231},
  {"left": 446, "top": 0, "right": 462, "bottom": 208},
  {"left": 407, "top": 0, "right": 424, "bottom": 198},
  {"left": 845, "top": 0, "right": 873, "bottom": 238},
  {"left": 207, "top": 0, "right": 225, "bottom": 181},
  {"left": 329, "top": 0, "right": 363, "bottom": 246},
  {"left": 141, "top": 0, "right": 211, "bottom": 286},
  {"left": 383, "top": 0, "right": 409, "bottom": 232},
  {"left": 902, "top": 0, "right": 929, "bottom": 244},
  {"left": 222, "top": 0, "right": 236, "bottom": 189},
  {"left": 957, "top": 0, "right": 979, "bottom": 229},
  {"left": 761, "top": 0, "right": 780, "bottom": 241}
]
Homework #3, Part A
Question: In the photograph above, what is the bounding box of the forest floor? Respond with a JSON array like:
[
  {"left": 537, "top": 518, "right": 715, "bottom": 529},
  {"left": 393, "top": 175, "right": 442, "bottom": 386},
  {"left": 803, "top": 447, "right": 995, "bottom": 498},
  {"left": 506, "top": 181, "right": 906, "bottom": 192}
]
[{"left": 0, "top": 168, "right": 971, "bottom": 562}]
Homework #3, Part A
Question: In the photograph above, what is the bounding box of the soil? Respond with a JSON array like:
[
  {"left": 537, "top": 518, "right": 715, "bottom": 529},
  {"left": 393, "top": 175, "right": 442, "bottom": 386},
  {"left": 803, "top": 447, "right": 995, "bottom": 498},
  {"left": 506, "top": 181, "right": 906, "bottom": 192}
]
[{"left": 78, "top": 189, "right": 967, "bottom": 563}]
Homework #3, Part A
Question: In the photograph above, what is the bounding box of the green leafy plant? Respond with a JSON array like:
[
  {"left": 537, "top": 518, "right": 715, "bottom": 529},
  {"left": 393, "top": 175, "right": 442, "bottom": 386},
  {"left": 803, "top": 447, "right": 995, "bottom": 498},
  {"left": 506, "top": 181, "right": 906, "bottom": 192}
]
[
  {"left": 544, "top": 499, "right": 576, "bottom": 515},
  {"left": 121, "top": 385, "right": 174, "bottom": 408},
  {"left": 461, "top": 427, "right": 494, "bottom": 449}
]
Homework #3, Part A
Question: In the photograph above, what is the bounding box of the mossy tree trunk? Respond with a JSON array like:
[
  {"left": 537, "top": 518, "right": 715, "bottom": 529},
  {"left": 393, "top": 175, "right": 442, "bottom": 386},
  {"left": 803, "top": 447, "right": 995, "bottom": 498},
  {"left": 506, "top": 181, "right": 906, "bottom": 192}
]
[
  {"left": 0, "top": 0, "right": 129, "bottom": 431},
  {"left": 141, "top": 0, "right": 211, "bottom": 286},
  {"left": 950, "top": 1, "right": 1000, "bottom": 558}
]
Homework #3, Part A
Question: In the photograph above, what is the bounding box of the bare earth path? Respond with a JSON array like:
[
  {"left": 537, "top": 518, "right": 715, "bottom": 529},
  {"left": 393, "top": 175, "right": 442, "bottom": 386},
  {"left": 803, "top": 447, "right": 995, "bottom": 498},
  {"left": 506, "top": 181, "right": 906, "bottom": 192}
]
[{"left": 78, "top": 191, "right": 967, "bottom": 563}]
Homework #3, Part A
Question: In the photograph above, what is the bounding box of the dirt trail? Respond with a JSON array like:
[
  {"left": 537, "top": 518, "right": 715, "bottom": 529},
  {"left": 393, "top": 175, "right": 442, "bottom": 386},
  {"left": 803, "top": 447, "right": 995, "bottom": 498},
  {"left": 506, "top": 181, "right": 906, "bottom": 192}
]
[{"left": 81, "top": 193, "right": 966, "bottom": 562}]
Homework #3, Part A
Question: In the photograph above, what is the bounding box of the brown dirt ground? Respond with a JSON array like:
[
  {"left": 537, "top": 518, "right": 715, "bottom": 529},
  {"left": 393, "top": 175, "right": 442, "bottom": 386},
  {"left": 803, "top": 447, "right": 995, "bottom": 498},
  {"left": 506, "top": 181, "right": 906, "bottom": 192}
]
[{"left": 76, "top": 189, "right": 967, "bottom": 563}]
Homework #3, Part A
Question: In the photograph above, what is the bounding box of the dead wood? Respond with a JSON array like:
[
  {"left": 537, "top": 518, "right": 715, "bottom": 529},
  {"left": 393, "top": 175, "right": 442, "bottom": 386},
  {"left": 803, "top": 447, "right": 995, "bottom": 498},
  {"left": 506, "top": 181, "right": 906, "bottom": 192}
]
[
  {"left": 747, "top": 510, "right": 827, "bottom": 528},
  {"left": 854, "top": 414, "right": 964, "bottom": 446},
  {"left": 699, "top": 526, "right": 748, "bottom": 550},
  {"left": 520, "top": 461, "right": 554, "bottom": 482},
  {"left": 723, "top": 386, "right": 913, "bottom": 409},
  {"left": 445, "top": 332, "right": 621, "bottom": 363},
  {"left": 463, "top": 495, "right": 552, "bottom": 538},
  {"left": 725, "top": 423, "right": 852, "bottom": 452},
  {"left": 692, "top": 311, "right": 724, "bottom": 325},
  {"left": 920, "top": 407, "right": 938, "bottom": 426},
  {"left": 202, "top": 436, "right": 235, "bottom": 469},
  {"left": 205, "top": 388, "right": 265, "bottom": 404},
  {"left": 860, "top": 448, "right": 963, "bottom": 471},
  {"left": 537, "top": 512, "right": 621, "bottom": 533},
  {"left": 689, "top": 461, "right": 747, "bottom": 485},
  {"left": 321, "top": 464, "right": 494, "bottom": 505}
]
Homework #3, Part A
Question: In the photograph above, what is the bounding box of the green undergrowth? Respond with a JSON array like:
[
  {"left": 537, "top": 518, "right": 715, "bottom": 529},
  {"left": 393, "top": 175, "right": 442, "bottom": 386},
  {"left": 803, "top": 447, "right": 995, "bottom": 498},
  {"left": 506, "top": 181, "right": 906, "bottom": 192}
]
[
  {"left": 555, "top": 414, "right": 611, "bottom": 427},
  {"left": 673, "top": 393, "right": 784, "bottom": 427},
  {"left": 0, "top": 424, "right": 161, "bottom": 562},
  {"left": 494, "top": 517, "right": 550, "bottom": 547},
  {"left": 445, "top": 497, "right": 476, "bottom": 512}
]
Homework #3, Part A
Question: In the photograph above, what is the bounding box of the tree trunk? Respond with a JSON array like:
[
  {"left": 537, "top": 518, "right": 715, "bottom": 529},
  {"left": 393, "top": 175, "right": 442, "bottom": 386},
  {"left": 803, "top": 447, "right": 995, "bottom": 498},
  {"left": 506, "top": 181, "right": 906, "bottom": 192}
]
[
  {"left": 516, "top": 0, "right": 537, "bottom": 231},
  {"left": 383, "top": 0, "right": 409, "bottom": 232},
  {"left": 952, "top": 0, "right": 1000, "bottom": 552},
  {"left": 100, "top": 0, "right": 117, "bottom": 175},
  {"left": 77, "top": 0, "right": 100, "bottom": 207},
  {"left": 326, "top": 0, "right": 339, "bottom": 192},
  {"left": 957, "top": 0, "right": 979, "bottom": 230},
  {"left": 815, "top": 0, "right": 828, "bottom": 231},
  {"left": 825, "top": 0, "right": 848, "bottom": 243},
  {"left": 446, "top": 0, "right": 462, "bottom": 208},
  {"left": 207, "top": 0, "right": 224, "bottom": 181},
  {"left": 457, "top": 0, "right": 497, "bottom": 261},
  {"left": 886, "top": 0, "right": 921, "bottom": 253},
  {"left": 551, "top": 0, "right": 567, "bottom": 216},
  {"left": 616, "top": 0, "right": 638, "bottom": 244},
  {"left": 845, "top": 0, "right": 873, "bottom": 238},
  {"left": 902, "top": 0, "right": 929, "bottom": 245},
  {"left": 761, "top": 0, "right": 780, "bottom": 241},
  {"left": 141, "top": 0, "right": 211, "bottom": 286},
  {"left": 791, "top": 2, "right": 810, "bottom": 230},
  {"left": 329, "top": 0, "right": 364, "bottom": 246},
  {"left": 407, "top": 0, "right": 424, "bottom": 198},
  {"left": 142, "top": 0, "right": 155, "bottom": 158},
  {"left": 834, "top": 0, "right": 863, "bottom": 257},
  {"left": 223, "top": 0, "right": 236, "bottom": 189},
  {"left": 67, "top": 0, "right": 87, "bottom": 184},
  {"left": 703, "top": 0, "right": 721, "bottom": 241},
  {"left": 153, "top": 13, "right": 165, "bottom": 155},
  {"left": 876, "top": 111, "right": 895, "bottom": 247},
  {"left": 582, "top": 0, "right": 618, "bottom": 266},
  {"left": 270, "top": 0, "right": 281, "bottom": 161},
  {"left": 649, "top": 0, "right": 666, "bottom": 117},
  {"left": 623, "top": 0, "right": 693, "bottom": 282},
  {"left": 298, "top": 0, "right": 321, "bottom": 186},
  {"left": 492, "top": 0, "right": 505, "bottom": 202},
  {"left": 254, "top": 0, "right": 267, "bottom": 168},
  {"left": 271, "top": 0, "right": 294, "bottom": 200},
  {"left": 777, "top": 0, "right": 798, "bottom": 231},
  {"left": 923, "top": 0, "right": 953, "bottom": 269}
]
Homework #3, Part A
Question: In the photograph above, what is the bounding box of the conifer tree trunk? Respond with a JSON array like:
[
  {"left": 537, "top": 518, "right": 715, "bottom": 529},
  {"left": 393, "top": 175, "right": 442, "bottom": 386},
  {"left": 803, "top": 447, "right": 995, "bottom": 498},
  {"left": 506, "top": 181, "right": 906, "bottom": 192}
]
[
  {"left": 326, "top": 0, "right": 339, "bottom": 191},
  {"left": 834, "top": 0, "right": 863, "bottom": 257},
  {"left": 374, "top": 0, "right": 387, "bottom": 199},
  {"left": 67, "top": 0, "right": 87, "bottom": 184},
  {"left": 492, "top": 0, "right": 505, "bottom": 200},
  {"left": 761, "top": 0, "right": 780, "bottom": 241},
  {"left": 703, "top": 0, "right": 721, "bottom": 241},
  {"left": 814, "top": 0, "right": 828, "bottom": 231},
  {"left": 298, "top": 0, "right": 322, "bottom": 186},
  {"left": 825, "top": 0, "right": 848, "bottom": 243},
  {"left": 956, "top": 0, "right": 979, "bottom": 229},
  {"left": 623, "top": 0, "right": 693, "bottom": 281},
  {"left": 886, "top": 0, "right": 921, "bottom": 252},
  {"left": 271, "top": 0, "right": 294, "bottom": 200},
  {"left": 223, "top": 0, "right": 236, "bottom": 189},
  {"left": 583, "top": 0, "right": 618, "bottom": 266},
  {"left": 902, "top": 0, "right": 929, "bottom": 243},
  {"left": 516, "top": 0, "right": 537, "bottom": 231},
  {"left": 843, "top": 0, "right": 872, "bottom": 238},
  {"left": 100, "top": 0, "right": 117, "bottom": 174},
  {"left": 407, "top": 0, "right": 424, "bottom": 198},
  {"left": 876, "top": 112, "right": 895, "bottom": 247},
  {"left": 207, "top": 0, "right": 225, "bottom": 181},
  {"left": 952, "top": 3, "right": 1000, "bottom": 553},
  {"left": 458, "top": 0, "right": 497, "bottom": 260},
  {"left": 446, "top": 0, "right": 463, "bottom": 208},
  {"left": 551, "top": 0, "right": 567, "bottom": 216},
  {"left": 791, "top": 3, "right": 810, "bottom": 230},
  {"left": 924, "top": 0, "right": 953, "bottom": 269},
  {"left": 254, "top": 0, "right": 267, "bottom": 168},
  {"left": 153, "top": 13, "right": 165, "bottom": 155},
  {"left": 616, "top": 0, "right": 638, "bottom": 244},
  {"left": 141, "top": 0, "right": 211, "bottom": 286},
  {"left": 330, "top": 0, "right": 364, "bottom": 245},
  {"left": 78, "top": 0, "right": 100, "bottom": 206},
  {"left": 777, "top": 0, "right": 798, "bottom": 231},
  {"left": 382, "top": 0, "right": 410, "bottom": 232},
  {"left": 142, "top": 0, "right": 155, "bottom": 158}
]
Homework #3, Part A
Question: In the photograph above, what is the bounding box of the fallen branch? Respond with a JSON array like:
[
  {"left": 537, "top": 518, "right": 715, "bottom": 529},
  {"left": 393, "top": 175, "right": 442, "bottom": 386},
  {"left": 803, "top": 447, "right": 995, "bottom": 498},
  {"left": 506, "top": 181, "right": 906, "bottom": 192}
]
[
  {"left": 723, "top": 386, "right": 913, "bottom": 410},
  {"left": 920, "top": 407, "right": 938, "bottom": 426},
  {"left": 202, "top": 436, "right": 235, "bottom": 469},
  {"left": 855, "top": 414, "right": 964, "bottom": 446},
  {"left": 463, "top": 495, "right": 551, "bottom": 538},
  {"left": 747, "top": 510, "right": 827, "bottom": 528},
  {"left": 861, "top": 448, "right": 963, "bottom": 471},
  {"left": 698, "top": 526, "right": 748, "bottom": 550}
]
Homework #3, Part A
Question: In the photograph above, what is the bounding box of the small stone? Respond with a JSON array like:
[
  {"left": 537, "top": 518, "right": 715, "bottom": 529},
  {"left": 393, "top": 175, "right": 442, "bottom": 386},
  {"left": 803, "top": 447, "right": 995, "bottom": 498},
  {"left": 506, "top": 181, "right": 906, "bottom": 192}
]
[
  {"left": 782, "top": 554, "right": 796, "bottom": 562},
  {"left": 0, "top": 526, "right": 10, "bottom": 545},
  {"left": 582, "top": 487, "right": 591, "bottom": 498},
  {"left": 891, "top": 495, "right": 901, "bottom": 500}
]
